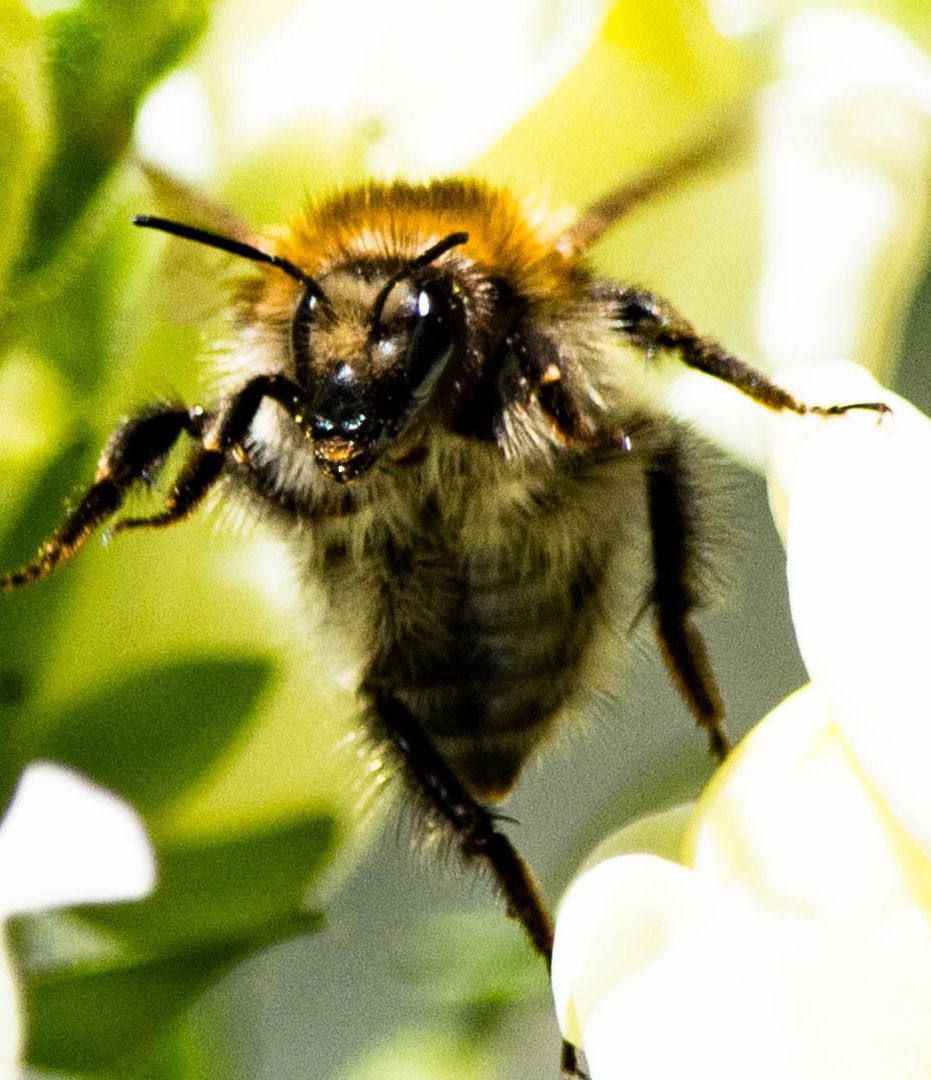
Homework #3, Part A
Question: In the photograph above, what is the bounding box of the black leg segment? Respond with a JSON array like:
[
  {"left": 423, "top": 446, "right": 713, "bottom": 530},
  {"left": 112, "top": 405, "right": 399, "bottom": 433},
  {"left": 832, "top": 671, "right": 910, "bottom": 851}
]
[
  {"left": 114, "top": 373, "right": 304, "bottom": 533},
  {"left": 1, "top": 373, "right": 305, "bottom": 584},
  {"left": 0, "top": 405, "right": 203, "bottom": 589},
  {"left": 647, "top": 443, "right": 728, "bottom": 760},
  {"left": 368, "top": 690, "right": 586, "bottom": 1077},
  {"left": 605, "top": 285, "right": 890, "bottom": 417}
]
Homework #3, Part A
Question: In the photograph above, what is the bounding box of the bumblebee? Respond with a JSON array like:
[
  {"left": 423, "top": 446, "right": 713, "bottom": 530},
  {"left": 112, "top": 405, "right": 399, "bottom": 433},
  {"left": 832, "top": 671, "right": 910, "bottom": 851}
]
[{"left": 1, "top": 163, "right": 885, "bottom": 1076}]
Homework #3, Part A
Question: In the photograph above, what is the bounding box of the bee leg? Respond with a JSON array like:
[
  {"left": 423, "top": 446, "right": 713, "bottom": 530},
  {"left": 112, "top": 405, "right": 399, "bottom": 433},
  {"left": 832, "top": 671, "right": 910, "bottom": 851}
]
[
  {"left": 114, "top": 372, "right": 303, "bottom": 532},
  {"left": 369, "top": 691, "right": 587, "bottom": 1078},
  {"left": 605, "top": 285, "right": 890, "bottom": 417},
  {"left": 648, "top": 441, "right": 729, "bottom": 760},
  {"left": 0, "top": 405, "right": 204, "bottom": 590},
  {"left": 370, "top": 692, "right": 554, "bottom": 955}
]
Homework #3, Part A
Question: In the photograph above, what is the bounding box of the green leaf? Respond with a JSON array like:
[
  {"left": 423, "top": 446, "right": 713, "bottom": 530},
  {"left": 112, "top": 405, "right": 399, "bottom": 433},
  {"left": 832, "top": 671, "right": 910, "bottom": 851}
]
[
  {"left": 341, "top": 1028, "right": 499, "bottom": 1080},
  {"left": 14, "top": 0, "right": 210, "bottom": 278},
  {"left": 10, "top": 191, "right": 184, "bottom": 396},
  {"left": 10, "top": 811, "right": 337, "bottom": 1074},
  {"left": 0, "top": 0, "right": 50, "bottom": 286},
  {"left": 126, "top": 1021, "right": 214, "bottom": 1080},
  {"left": 13, "top": 916, "right": 317, "bottom": 1075},
  {"left": 41, "top": 654, "right": 275, "bottom": 818},
  {"left": 22, "top": 944, "right": 232, "bottom": 1074},
  {"left": 0, "top": 700, "right": 41, "bottom": 819},
  {"left": 74, "top": 812, "right": 337, "bottom": 952}
]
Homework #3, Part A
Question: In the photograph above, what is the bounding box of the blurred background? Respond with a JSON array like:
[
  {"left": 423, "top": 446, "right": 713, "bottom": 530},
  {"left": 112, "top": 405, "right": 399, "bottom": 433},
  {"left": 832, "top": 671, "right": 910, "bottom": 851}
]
[{"left": 2, "top": 0, "right": 931, "bottom": 1077}]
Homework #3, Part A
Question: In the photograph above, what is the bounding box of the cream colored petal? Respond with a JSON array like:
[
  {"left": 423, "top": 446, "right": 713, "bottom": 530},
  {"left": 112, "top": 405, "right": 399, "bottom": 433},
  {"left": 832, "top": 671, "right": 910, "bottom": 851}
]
[
  {"left": 763, "top": 363, "right": 931, "bottom": 863},
  {"left": 552, "top": 853, "right": 728, "bottom": 1050},
  {"left": 554, "top": 843, "right": 931, "bottom": 1079},
  {"left": 757, "top": 9, "right": 931, "bottom": 379},
  {"left": 0, "top": 763, "right": 156, "bottom": 915},
  {"left": 690, "top": 683, "right": 929, "bottom": 913}
]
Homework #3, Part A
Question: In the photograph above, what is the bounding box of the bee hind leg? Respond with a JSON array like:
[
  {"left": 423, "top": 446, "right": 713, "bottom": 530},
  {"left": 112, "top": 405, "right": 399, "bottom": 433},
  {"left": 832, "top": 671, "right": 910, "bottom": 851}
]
[{"left": 368, "top": 690, "right": 587, "bottom": 1078}]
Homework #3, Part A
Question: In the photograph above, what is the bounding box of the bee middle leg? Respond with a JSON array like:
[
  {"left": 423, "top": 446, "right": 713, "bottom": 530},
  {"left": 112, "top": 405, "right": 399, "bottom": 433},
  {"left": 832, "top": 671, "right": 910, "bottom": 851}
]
[
  {"left": 368, "top": 690, "right": 585, "bottom": 1077},
  {"left": 647, "top": 440, "right": 728, "bottom": 759}
]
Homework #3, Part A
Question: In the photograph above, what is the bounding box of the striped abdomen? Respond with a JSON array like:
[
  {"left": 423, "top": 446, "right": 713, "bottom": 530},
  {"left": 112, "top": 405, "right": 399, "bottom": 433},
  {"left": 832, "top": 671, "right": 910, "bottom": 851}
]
[{"left": 359, "top": 531, "right": 613, "bottom": 801}]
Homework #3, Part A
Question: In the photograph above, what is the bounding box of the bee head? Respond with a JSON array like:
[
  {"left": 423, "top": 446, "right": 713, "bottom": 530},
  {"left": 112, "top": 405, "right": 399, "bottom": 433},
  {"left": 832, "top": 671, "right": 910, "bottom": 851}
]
[
  {"left": 290, "top": 232, "right": 469, "bottom": 482},
  {"left": 132, "top": 216, "right": 469, "bottom": 484}
]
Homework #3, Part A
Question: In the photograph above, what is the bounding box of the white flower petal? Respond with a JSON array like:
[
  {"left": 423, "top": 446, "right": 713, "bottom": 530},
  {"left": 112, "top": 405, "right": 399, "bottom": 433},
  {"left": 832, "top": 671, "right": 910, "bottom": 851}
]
[
  {"left": 552, "top": 853, "right": 725, "bottom": 1050},
  {"left": 0, "top": 929, "right": 20, "bottom": 1080},
  {"left": 763, "top": 363, "right": 931, "bottom": 861},
  {"left": 576, "top": 803, "right": 695, "bottom": 876},
  {"left": 691, "top": 683, "right": 925, "bottom": 914},
  {"left": 555, "top": 714, "right": 931, "bottom": 1078},
  {"left": 0, "top": 763, "right": 156, "bottom": 916},
  {"left": 756, "top": 9, "right": 931, "bottom": 375},
  {"left": 554, "top": 844, "right": 931, "bottom": 1079}
]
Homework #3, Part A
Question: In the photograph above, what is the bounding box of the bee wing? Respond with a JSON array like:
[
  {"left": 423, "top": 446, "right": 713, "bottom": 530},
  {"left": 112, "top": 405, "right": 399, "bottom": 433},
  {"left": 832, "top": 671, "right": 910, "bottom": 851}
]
[
  {"left": 135, "top": 158, "right": 258, "bottom": 244},
  {"left": 566, "top": 102, "right": 752, "bottom": 252},
  {"left": 133, "top": 159, "right": 263, "bottom": 324}
]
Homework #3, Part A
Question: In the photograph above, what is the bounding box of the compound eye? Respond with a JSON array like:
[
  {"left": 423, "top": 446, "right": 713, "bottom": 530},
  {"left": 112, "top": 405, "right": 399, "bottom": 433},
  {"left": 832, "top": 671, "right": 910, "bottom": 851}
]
[
  {"left": 291, "top": 288, "right": 319, "bottom": 373},
  {"left": 405, "top": 280, "right": 459, "bottom": 390},
  {"left": 295, "top": 288, "right": 319, "bottom": 326}
]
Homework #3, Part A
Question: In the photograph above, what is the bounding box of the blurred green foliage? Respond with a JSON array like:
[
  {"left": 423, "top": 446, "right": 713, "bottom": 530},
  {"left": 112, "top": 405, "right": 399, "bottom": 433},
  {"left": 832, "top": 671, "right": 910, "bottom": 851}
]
[
  {"left": 12, "top": 0, "right": 208, "bottom": 278},
  {"left": 2, "top": 0, "right": 930, "bottom": 1077},
  {"left": 12, "top": 815, "right": 333, "bottom": 1074},
  {"left": 0, "top": 1, "right": 345, "bottom": 1074}
]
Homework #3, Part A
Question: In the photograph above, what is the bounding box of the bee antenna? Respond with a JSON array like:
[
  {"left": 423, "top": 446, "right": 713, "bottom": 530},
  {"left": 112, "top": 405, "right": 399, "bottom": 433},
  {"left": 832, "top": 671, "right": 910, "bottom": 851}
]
[
  {"left": 370, "top": 231, "right": 469, "bottom": 332},
  {"left": 409, "top": 231, "right": 470, "bottom": 271},
  {"left": 132, "top": 215, "right": 327, "bottom": 301}
]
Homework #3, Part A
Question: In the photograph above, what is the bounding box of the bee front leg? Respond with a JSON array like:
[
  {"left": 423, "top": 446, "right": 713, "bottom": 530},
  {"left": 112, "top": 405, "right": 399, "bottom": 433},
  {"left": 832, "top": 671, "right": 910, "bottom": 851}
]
[
  {"left": 367, "top": 691, "right": 586, "bottom": 1078},
  {"left": 0, "top": 405, "right": 205, "bottom": 589},
  {"left": 114, "top": 372, "right": 303, "bottom": 533}
]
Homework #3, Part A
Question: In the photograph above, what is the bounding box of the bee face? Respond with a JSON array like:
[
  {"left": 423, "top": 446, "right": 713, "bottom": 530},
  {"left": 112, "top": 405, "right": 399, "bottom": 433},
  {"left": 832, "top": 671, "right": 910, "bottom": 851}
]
[{"left": 290, "top": 261, "right": 467, "bottom": 481}]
